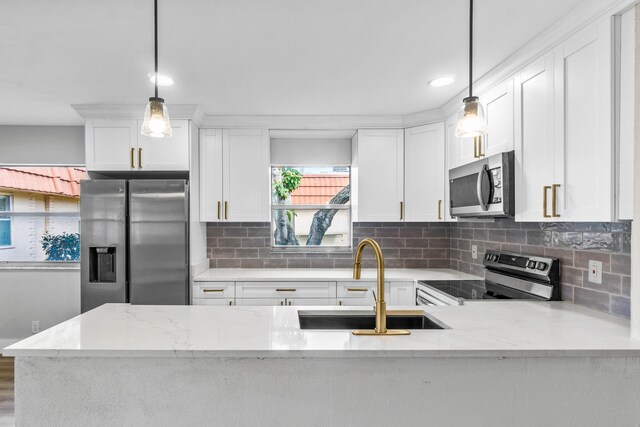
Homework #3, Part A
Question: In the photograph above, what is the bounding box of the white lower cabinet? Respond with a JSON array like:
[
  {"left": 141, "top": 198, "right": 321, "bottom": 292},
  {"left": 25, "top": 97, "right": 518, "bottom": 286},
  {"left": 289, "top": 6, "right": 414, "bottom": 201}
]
[
  {"left": 389, "top": 282, "right": 415, "bottom": 306},
  {"left": 193, "top": 298, "right": 236, "bottom": 306}
]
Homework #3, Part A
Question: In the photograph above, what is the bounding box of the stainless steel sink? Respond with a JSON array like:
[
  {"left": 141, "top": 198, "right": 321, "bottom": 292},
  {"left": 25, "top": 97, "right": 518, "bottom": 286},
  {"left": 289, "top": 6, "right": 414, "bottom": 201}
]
[{"left": 297, "top": 310, "right": 449, "bottom": 330}]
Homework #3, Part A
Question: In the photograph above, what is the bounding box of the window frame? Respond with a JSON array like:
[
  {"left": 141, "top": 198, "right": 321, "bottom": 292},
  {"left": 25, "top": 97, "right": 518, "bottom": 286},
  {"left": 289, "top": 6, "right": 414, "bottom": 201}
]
[
  {"left": 0, "top": 164, "right": 84, "bottom": 266},
  {"left": 0, "top": 194, "right": 13, "bottom": 248},
  {"left": 270, "top": 165, "right": 353, "bottom": 253}
]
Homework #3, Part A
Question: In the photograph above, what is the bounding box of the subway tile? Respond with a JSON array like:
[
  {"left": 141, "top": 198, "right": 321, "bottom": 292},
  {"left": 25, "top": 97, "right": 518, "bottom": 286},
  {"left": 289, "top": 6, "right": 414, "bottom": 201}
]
[
  {"left": 287, "top": 259, "right": 311, "bottom": 268},
  {"left": 611, "top": 221, "right": 632, "bottom": 232},
  {"left": 552, "top": 232, "right": 582, "bottom": 249},
  {"left": 561, "top": 284, "right": 574, "bottom": 302},
  {"left": 217, "top": 237, "right": 243, "bottom": 248},
  {"left": 334, "top": 258, "right": 354, "bottom": 268},
  {"left": 582, "top": 233, "right": 620, "bottom": 252},
  {"left": 423, "top": 228, "right": 449, "bottom": 238},
  {"left": 621, "top": 233, "right": 631, "bottom": 254},
  {"left": 247, "top": 227, "right": 270, "bottom": 238},
  {"left": 519, "top": 245, "right": 546, "bottom": 257},
  {"left": 459, "top": 228, "right": 474, "bottom": 240},
  {"left": 611, "top": 296, "right": 631, "bottom": 318},
  {"left": 622, "top": 276, "right": 631, "bottom": 297},
  {"left": 399, "top": 227, "right": 423, "bottom": 238},
  {"left": 574, "top": 251, "right": 611, "bottom": 272},
  {"left": 573, "top": 287, "right": 610, "bottom": 313},
  {"left": 497, "top": 218, "right": 521, "bottom": 229},
  {"left": 405, "top": 259, "right": 430, "bottom": 268},
  {"left": 263, "top": 258, "right": 288, "bottom": 268},
  {"left": 375, "top": 227, "right": 399, "bottom": 237},
  {"left": 385, "top": 258, "right": 405, "bottom": 268},
  {"left": 259, "top": 248, "right": 280, "bottom": 258},
  {"left": 574, "top": 223, "right": 610, "bottom": 232},
  {"left": 611, "top": 254, "right": 631, "bottom": 276},
  {"left": 310, "top": 258, "right": 335, "bottom": 268},
  {"left": 561, "top": 266, "right": 583, "bottom": 287},
  {"left": 457, "top": 239, "right": 471, "bottom": 251},
  {"left": 241, "top": 238, "right": 266, "bottom": 248},
  {"left": 423, "top": 249, "right": 450, "bottom": 259},
  {"left": 487, "top": 229, "right": 506, "bottom": 242},
  {"left": 526, "top": 231, "right": 546, "bottom": 246},
  {"left": 405, "top": 238, "right": 430, "bottom": 248},
  {"left": 235, "top": 248, "right": 259, "bottom": 258},
  {"left": 206, "top": 238, "right": 218, "bottom": 248},
  {"left": 543, "top": 247, "right": 574, "bottom": 268},
  {"left": 206, "top": 227, "right": 224, "bottom": 237},
  {"left": 223, "top": 227, "right": 248, "bottom": 237},
  {"left": 210, "top": 248, "right": 236, "bottom": 258},
  {"left": 449, "top": 249, "right": 461, "bottom": 260},
  {"left": 501, "top": 243, "right": 521, "bottom": 254},
  {"left": 505, "top": 229, "right": 527, "bottom": 244},
  {"left": 240, "top": 259, "right": 264, "bottom": 268},
  {"left": 541, "top": 223, "right": 574, "bottom": 231},
  {"left": 216, "top": 258, "right": 241, "bottom": 268},
  {"left": 468, "top": 263, "right": 485, "bottom": 277},
  {"left": 449, "top": 228, "right": 461, "bottom": 239},
  {"left": 354, "top": 227, "right": 377, "bottom": 238},
  {"left": 428, "top": 259, "right": 451, "bottom": 268},
  {"left": 429, "top": 238, "right": 450, "bottom": 248},
  {"left": 473, "top": 229, "right": 489, "bottom": 241},
  {"left": 379, "top": 237, "right": 406, "bottom": 248},
  {"left": 399, "top": 248, "right": 423, "bottom": 259}
]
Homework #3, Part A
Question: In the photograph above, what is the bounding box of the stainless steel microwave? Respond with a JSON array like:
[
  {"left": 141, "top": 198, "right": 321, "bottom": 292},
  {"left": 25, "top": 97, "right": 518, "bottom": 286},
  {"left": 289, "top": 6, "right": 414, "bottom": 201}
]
[{"left": 449, "top": 151, "right": 514, "bottom": 218}]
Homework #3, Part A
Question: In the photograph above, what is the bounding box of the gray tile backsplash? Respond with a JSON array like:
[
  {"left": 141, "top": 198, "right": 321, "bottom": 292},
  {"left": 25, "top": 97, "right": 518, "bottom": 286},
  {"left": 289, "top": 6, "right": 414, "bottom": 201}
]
[
  {"left": 206, "top": 219, "right": 632, "bottom": 319},
  {"left": 449, "top": 219, "right": 631, "bottom": 319}
]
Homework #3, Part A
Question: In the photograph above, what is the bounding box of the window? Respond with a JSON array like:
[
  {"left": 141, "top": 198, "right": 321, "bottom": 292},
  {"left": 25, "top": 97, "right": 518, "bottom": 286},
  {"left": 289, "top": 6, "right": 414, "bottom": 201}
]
[
  {"left": 0, "top": 167, "right": 86, "bottom": 263},
  {"left": 271, "top": 166, "right": 351, "bottom": 250}
]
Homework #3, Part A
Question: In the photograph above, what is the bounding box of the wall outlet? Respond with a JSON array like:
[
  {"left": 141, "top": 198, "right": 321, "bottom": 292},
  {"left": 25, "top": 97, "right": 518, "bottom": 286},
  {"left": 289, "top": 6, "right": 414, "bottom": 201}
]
[
  {"left": 471, "top": 245, "right": 478, "bottom": 260},
  {"left": 31, "top": 320, "right": 40, "bottom": 334},
  {"left": 588, "top": 260, "right": 602, "bottom": 284}
]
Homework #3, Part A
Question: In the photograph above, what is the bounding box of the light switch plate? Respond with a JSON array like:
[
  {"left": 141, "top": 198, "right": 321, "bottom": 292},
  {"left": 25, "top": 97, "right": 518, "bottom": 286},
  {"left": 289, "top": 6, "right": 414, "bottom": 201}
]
[
  {"left": 588, "top": 260, "right": 602, "bottom": 284},
  {"left": 471, "top": 245, "right": 478, "bottom": 260}
]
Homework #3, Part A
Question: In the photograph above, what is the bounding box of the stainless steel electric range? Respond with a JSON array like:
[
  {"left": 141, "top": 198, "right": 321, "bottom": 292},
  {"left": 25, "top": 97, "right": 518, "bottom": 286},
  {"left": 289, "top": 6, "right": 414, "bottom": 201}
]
[{"left": 416, "top": 250, "right": 561, "bottom": 306}]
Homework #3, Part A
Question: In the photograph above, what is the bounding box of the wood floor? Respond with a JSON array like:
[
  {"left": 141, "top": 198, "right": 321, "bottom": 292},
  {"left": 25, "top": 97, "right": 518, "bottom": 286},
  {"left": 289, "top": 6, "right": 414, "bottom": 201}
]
[{"left": 0, "top": 357, "right": 14, "bottom": 427}]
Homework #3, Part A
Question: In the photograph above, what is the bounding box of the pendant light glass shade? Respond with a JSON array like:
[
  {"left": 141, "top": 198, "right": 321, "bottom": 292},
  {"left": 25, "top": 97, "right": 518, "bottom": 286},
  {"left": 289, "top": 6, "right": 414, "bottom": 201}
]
[
  {"left": 141, "top": 97, "right": 173, "bottom": 138},
  {"left": 455, "top": 96, "right": 487, "bottom": 138}
]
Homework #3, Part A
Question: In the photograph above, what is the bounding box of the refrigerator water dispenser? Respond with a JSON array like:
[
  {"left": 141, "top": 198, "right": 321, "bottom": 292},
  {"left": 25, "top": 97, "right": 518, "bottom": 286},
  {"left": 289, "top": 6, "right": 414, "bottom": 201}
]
[{"left": 89, "top": 247, "right": 117, "bottom": 283}]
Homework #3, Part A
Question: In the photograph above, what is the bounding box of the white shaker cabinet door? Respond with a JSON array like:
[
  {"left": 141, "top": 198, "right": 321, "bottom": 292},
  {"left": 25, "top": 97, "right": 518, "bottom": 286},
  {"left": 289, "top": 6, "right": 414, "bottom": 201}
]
[
  {"left": 353, "top": 129, "right": 404, "bottom": 222},
  {"left": 223, "top": 129, "right": 270, "bottom": 222},
  {"left": 404, "top": 123, "right": 445, "bottom": 222},
  {"left": 136, "top": 120, "right": 190, "bottom": 171},
  {"left": 618, "top": 8, "right": 635, "bottom": 220},
  {"left": 481, "top": 78, "right": 515, "bottom": 158},
  {"left": 555, "top": 18, "right": 613, "bottom": 222},
  {"left": 515, "top": 54, "right": 557, "bottom": 222},
  {"left": 199, "top": 129, "right": 224, "bottom": 222},
  {"left": 85, "top": 119, "right": 137, "bottom": 171}
]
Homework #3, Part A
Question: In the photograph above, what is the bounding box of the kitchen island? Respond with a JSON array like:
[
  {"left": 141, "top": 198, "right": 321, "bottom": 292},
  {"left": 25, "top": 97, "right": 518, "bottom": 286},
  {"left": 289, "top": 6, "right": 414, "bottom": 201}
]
[{"left": 5, "top": 302, "right": 640, "bottom": 426}]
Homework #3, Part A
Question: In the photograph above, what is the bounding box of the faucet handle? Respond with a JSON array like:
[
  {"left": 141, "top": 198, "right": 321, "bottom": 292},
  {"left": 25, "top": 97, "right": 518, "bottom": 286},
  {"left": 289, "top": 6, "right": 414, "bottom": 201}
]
[{"left": 371, "top": 290, "right": 377, "bottom": 302}]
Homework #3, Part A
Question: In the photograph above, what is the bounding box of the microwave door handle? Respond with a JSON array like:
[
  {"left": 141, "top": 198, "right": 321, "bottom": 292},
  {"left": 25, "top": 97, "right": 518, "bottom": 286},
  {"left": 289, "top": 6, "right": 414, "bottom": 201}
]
[{"left": 476, "top": 164, "right": 490, "bottom": 211}]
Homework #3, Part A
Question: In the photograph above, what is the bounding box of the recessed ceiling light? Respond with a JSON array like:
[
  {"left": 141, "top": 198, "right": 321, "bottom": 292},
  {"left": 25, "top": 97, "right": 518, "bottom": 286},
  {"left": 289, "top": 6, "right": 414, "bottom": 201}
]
[
  {"left": 429, "top": 77, "right": 455, "bottom": 88},
  {"left": 148, "top": 73, "right": 174, "bottom": 87}
]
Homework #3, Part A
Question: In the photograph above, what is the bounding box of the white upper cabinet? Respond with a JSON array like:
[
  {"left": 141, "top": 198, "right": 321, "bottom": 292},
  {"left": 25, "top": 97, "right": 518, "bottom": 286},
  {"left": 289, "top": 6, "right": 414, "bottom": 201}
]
[
  {"left": 480, "top": 78, "right": 515, "bottom": 157},
  {"left": 404, "top": 123, "right": 445, "bottom": 222},
  {"left": 85, "top": 119, "right": 138, "bottom": 171},
  {"left": 352, "top": 129, "right": 404, "bottom": 222},
  {"left": 555, "top": 17, "right": 613, "bottom": 221},
  {"left": 446, "top": 118, "right": 475, "bottom": 170},
  {"left": 200, "top": 128, "right": 269, "bottom": 222},
  {"left": 136, "top": 120, "right": 190, "bottom": 171},
  {"left": 85, "top": 119, "right": 190, "bottom": 172},
  {"left": 515, "top": 54, "right": 558, "bottom": 222},
  {"left": 617, "top": 8, "right": 635, "bottom": 221},
  {"left": 516, "top": 18, "right": 614, "bottom": 222}
]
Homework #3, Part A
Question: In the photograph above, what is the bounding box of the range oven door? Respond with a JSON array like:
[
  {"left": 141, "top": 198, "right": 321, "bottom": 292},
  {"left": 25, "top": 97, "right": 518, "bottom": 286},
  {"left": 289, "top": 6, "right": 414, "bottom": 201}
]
[{"left": 449, "top": 150, "right": 514, "bottom": 218}]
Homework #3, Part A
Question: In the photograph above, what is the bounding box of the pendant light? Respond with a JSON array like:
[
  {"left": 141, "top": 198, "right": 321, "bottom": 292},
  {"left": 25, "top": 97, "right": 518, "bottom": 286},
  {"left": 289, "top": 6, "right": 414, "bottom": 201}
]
[
  {"left": 455, "top": 0, "right": 487, "bottom": 138},
  {"left": 141, "top": 0, "right": 172, "bottom": 138}
]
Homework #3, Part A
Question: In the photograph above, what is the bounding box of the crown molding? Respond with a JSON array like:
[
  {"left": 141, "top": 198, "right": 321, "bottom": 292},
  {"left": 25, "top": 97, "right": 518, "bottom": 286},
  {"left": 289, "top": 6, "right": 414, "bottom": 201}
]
[
  {"left": 199, "top": 114, "right": 407, "bottom": 129},
  {"left": 71, "top": 104, "right": 204, "bottom": 125},
  {"left": 440, "top": 0, "right": 637, "bottom": 119},
  {"left": 402, "top": 108, "right": 445, "bottom": 128}
]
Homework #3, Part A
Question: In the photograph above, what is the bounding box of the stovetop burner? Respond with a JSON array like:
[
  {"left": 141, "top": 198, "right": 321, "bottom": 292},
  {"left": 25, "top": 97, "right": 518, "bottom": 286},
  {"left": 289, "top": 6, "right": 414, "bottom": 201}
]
[{"left": 423, "top": 280, "right": 488, "bottom": 300}]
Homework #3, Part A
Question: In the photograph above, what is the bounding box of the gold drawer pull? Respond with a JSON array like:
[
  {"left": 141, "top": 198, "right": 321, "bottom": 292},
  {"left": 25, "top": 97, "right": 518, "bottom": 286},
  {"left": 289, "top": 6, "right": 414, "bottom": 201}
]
[
  {"left": 130, "top": 148, "right": 135, "bottom": 168},
  {"left": 543, "top": 186, "right": 551, "bottom": 218},
  {"left": 202, "top": 288, "right": 224, "bottom": 293},
  {"left": 438, "top": 199, "right": 442, "bottom": 220},
  {"left": 347, "top": 287, "right": 369, "bottom": 292},
  {"left": 400, "top": 201, "right": 404, "bottom": 220},
  {"left": 138, "top": 147, "right": 142, "bottom": 169},
  {"left": 478, "top": 135, "right": 485, "bottom": 157},
  {"left": 217, "top": 201, "right": 221, "bottom": 220},
  {"left": 276, "top": 288, "right": 296, "bottom": 292},
  {"left": 551, "top": 184, "right": 561, "bottom": 218},
  {"left": 224, "top": 201, "right": 228, "bottom": 220}
]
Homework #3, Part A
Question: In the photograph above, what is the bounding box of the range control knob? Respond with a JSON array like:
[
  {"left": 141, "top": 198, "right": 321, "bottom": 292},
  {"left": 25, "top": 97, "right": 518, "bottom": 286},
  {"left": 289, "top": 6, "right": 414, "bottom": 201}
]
[
  {"left": 536, "top": 262, "right": 548, "bottom": 271},
  {"left": 526, "top": 260, "right": 537, "bottom": 269}
]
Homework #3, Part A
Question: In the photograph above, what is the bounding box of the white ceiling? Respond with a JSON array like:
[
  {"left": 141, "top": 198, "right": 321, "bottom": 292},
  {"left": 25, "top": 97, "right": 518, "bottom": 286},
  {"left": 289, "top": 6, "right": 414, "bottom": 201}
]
[{"left": 0, "top": 0, "right": 590, "bottom": 125}]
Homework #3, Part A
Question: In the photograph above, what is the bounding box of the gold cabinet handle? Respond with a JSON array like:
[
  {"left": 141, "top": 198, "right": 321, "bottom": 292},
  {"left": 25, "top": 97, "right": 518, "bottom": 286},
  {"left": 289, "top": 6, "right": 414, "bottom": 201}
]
[
  {"left": 543, "top": 186, "right": 551, "bottom": 218},
  {"left": 280, "top": 301, "right": 284, "bottom": 306},
  {"left": 347, "top": 287, "right": 369, "bottom": 292},
  {"left": 338, "top": 300, "right": 343, "bottom": 306},
  {"left": 224, "top": 201, "right": 228, "bottom": 220},
  {"left": 130, "top": 148, "right": 135, "bottom": 168},
  {"left": 474, "top": 137, "right": 478, "bottom": 158},
  {"left": 229, "top": 300, "right": 234, "bottom": 306},
  {"left": 202, "top": 288, "right": 224, "bottom": 293},
  {"left": 400, "top": 201, "right": 404, "bottom": 220},
  {"left": 480, "top": 136, "right": 485, "bottom": 157},
  {"left": 217, "top": 201, "right": 221, "bottom": 220},
  {"left": 138, "top": 147, "right": 142, "bottom": 169},
  {"left": 438, "top": 200, "right": 442, "bottom": 220},
  {"left": 288, "top": 300, "right": 292, "bottom": 306},
  {"left": 276, "top": 288, "right": 296, "bottom": 292},
  {"left": 551, "top": 184, "right": 561, "bottom": 218}
]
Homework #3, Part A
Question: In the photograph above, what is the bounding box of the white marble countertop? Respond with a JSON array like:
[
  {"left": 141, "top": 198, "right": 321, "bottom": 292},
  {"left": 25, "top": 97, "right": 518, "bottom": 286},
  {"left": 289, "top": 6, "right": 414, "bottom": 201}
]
[
  {"left": 193, "top": 268, "right": 482, "bottom": 282},
  {"left": 4, "top": 302, "right": 640, "bottom": 358}
]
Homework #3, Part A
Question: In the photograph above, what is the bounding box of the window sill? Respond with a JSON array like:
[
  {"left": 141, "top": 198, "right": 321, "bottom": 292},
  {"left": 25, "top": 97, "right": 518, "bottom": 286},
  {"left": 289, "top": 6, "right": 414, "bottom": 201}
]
[
  {"left": 270, "top": 247, "right": 353, "bottom": 254},
  {"left": 0, "top": 262, "right": 80, "bottom": 271}
]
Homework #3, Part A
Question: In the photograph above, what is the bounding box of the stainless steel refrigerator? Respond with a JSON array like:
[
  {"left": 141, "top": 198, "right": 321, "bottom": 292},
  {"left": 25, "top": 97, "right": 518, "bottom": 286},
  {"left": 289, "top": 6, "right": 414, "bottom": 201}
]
[{"left": 80, "top": 180, "right": 189, "bottom": 312}]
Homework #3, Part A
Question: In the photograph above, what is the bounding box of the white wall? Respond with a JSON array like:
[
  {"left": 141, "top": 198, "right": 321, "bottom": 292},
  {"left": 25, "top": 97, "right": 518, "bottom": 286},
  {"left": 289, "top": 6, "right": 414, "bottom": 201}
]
[
  {"left": 0, "top": 269, "right": 80, "bottom": 350},
  {"left": 632, "top": 5, "right": 640, "bottom": 339},
  {"left": 0, "top": 126, "right": 84, "bottom": 165}
]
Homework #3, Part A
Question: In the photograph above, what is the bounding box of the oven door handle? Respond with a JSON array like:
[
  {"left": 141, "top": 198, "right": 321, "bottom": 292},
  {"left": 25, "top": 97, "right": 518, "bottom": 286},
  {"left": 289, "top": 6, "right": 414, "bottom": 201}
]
[
  {"left": 476, "top": 163, "right": 491, "bottom": 211},
  {"left": 416, "top": 288, "right": 461, "bottom": 306}
]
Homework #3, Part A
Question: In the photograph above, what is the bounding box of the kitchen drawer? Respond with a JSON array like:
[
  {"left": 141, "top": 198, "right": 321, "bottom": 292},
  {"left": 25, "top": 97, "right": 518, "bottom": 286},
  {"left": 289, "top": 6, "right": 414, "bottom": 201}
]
[
  {"left": 192, "top": 298, "right": 235, "bottom": 306},
  {"left": 337, "top": 281, "right": 390, "bottom": 300},
  {"left": 194, "top": 282, "right": 234, "bottom": 299},
  {"left": 235, "top": 298, "right": 286, "bottom": 306},
  {"left": 236, "top": 282, "right": 334, "bottom": 299}
]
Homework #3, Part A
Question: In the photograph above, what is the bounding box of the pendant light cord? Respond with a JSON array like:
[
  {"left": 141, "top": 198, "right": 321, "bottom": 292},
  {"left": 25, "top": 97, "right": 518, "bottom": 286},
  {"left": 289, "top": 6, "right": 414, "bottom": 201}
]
[
  {"left": 154, "top": 0, "right": 159, "bottom": 99},
  {"left": 468, "top": 0, "right": 473, "bottom": 98}
]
